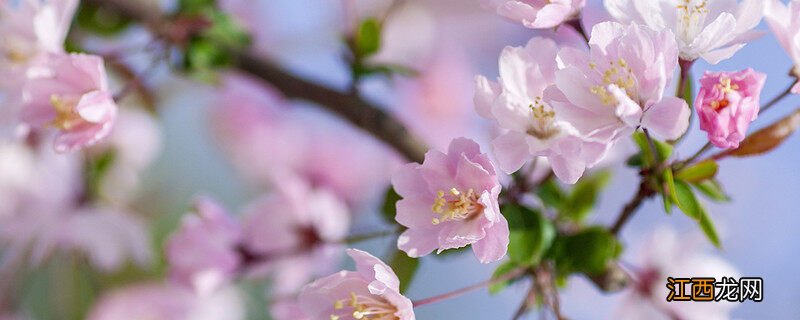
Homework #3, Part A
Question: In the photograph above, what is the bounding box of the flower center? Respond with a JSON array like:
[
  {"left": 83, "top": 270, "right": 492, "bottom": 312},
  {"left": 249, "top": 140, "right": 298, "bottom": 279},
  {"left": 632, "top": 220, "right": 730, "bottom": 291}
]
[
  {"left": 676, "top": 0, "right": 709, "bottom": 43},
  {"left": 50, "top": 94, "right": 83, "bottom": 130},
  {"left": 527, "top": 97, "right": 559, "bottom": 140},
  {"left": 2, "top": 36, "right": 34, "bottom": 65},
  {"left": 709, "top": 77, "right": 739, "bottom": 111},
  {"left": 331, "top": 292, "right": 398, "bottom": 320},
  {"left": 589, "top": 58, "right": 637, "bottom": 106},
  {"left": 431, "top": 188, "right": 483, "bottom": 225}
]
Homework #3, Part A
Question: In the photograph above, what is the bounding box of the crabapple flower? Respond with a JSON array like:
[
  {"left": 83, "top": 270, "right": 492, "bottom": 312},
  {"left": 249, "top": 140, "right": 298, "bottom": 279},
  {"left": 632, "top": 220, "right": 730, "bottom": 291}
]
[
  {"left": 475, "top": 37, "right": 611, "bottom": 184},
  {"left": 0, "top": 0, "right": 78, "bottom": 137},
  {"left": 395, "top": 49, "right": 481, "bottom": 151},
  {"left": 21, "top": 53, "right": 117, "bottom": 152},
  {"left": 604, "top": 0, "right": 763, "bottom": 64},
  {"left": 393, "top": 138, "right": 508, "bottom": 263},
  {"left": 241, "top": 176, "right": 350, "bottom": 293},
  {"left": 764, "top": 0, "right": 800, "bottom": 94},
  {"left": 546, "top": 22, "right": 690, "bottom": 143},
  {"left": 614, "top": 228, "right": 739, "bottom": 320},
  {"left": 166, "top": 197, "right": 243, "bottom": 295},
  {"left": 480, "top": 0, "right": 586, "bottom": 29},
  {"left": 298, "top": 249, "right": 415, "bottom": 320},
  {"left": 695, "top": 69, "right": 766, "bottom": 149}
]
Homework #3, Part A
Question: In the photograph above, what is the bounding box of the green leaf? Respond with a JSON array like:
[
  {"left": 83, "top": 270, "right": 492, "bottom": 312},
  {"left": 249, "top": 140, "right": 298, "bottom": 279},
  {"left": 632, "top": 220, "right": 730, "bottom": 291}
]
[
  {"left": 488, "top": 260, "right": 519, "bottom": 294},
  {"left": 503, "top": 205, "right": 556, "bottom": 266},
  {"left": 389, "top": 251, "right": 419, "bottom": 293},
  {"left": 381, "top": 187, "right": 401, "bottom": 225},
  {"left": 661, "top": 168, "right": 678, "bottom": 214},
  {"left": 536, "top": 179, "right": 566, "bottom": 209},
  {"left": 693, "top": 179, "right": 731, "bottom": 202},
  {"left": 632, "top": 132, "right": 673, "bottom": 167},
  {"left": 561, "top": 171, "right": 611, "bottom": 222},
  {"left": 675, "top": 160, "right": 718, "bottom": 183},
  {"left": 673, "top": 180, "right": 701, "bottom": 220},
  {"left": 179, "top": 0, "right": 216, "bottom": 14},
  {"left": 673, "top": 182, "right": 723, "bottom": 248},
  {"left": 203, "top": 10, "right": 251, "bottom": 49},
  {"left": 77, "top": 2, "right": 132, "bottom": 36},
  {"left": 550, "top": 227, "right": 621, "bottom": 276},
  {"left": 697, "top": 205, "right": 721, "bottom": 248},
  {"left": 355, "top": 18, "right": 381, "bottom": 57}
]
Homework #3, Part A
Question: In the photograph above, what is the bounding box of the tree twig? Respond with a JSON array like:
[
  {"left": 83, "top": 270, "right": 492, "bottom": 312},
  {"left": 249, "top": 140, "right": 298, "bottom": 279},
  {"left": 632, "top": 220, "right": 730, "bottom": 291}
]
[
  {"left": 83, "top": 0, "right": 427, "bottom": 162},
  {"left": 610, "top": 180, "right": 654, "bottom": 236}
]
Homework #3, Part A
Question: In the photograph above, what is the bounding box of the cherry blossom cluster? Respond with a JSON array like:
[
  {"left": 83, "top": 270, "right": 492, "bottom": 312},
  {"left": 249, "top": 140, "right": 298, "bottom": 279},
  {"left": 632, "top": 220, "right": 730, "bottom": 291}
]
[
  {"left": 3, "top": 0, "right": 800, "bottom": 319},
  {"left": 1, "top": 0, "right": 118, "bottom": 152}
]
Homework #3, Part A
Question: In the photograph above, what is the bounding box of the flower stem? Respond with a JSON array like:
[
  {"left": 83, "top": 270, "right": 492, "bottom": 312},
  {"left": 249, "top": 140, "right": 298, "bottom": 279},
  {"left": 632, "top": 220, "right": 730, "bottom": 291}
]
[
  {"left": 610, "top": 180, "right": 655, "bottom": 236},
  {"left": 344, "top": 229, "right": 400, "bottom": 244},
  {"left": 412, "top": 268, "right": 526, "bottom": 307},
  {"left": 759, "top": 81, "right": 795, "bottom": 115}
]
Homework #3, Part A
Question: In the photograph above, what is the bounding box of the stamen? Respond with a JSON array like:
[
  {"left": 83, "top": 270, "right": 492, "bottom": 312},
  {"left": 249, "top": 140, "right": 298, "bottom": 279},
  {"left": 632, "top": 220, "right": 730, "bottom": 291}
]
[
  {"left": 50, "top": 95, "right": 82, "bottom": 130},
  {"left": 589, "top": 58, "right": 637, "bottom": 106},
  {"left": 527, "top": 97, "right": 559, "bottom": 140},
  {"left": 431, "top": 187, "right": 483, "bottom": 225},
  {"left": 330, "top": 291, "right": 398, "bottom": 320}
]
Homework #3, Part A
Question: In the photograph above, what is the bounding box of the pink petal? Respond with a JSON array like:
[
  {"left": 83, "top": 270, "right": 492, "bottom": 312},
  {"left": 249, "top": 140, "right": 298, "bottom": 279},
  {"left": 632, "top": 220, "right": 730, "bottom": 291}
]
[
  {"left": 491, "top": 131, "right": 532, "bottom": 174},
  {"left": 471, "top": 215, "right": 509, "bottom": 263},
  {"left": 642, "top": 97, "right": 690, "bottom": 140}
]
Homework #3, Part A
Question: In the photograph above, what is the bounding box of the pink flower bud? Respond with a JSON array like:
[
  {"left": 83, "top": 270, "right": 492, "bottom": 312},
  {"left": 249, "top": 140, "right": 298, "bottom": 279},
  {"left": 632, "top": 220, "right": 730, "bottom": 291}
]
[{"left": 695, "top": 69, "right": 767, "bottom": 149}]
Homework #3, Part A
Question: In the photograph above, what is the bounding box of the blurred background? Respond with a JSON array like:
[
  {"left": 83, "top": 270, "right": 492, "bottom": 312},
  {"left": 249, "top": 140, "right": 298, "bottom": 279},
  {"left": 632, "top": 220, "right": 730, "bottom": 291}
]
[{"left": 3, "top": 0, "right": 799, "bottom": 319}]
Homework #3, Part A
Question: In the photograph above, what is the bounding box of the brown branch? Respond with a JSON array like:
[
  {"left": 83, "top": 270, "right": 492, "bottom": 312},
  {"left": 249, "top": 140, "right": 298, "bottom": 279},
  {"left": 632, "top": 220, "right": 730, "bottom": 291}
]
[
  {"left": 83, "top": 0, "right": 427, "bottom": 162},
  {"left": 610, "top": 180, "right": 655, "bottom": 236}
]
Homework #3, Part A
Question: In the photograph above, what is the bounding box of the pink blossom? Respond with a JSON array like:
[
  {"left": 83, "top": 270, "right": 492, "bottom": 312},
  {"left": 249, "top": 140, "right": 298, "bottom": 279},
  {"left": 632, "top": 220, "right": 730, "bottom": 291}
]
[
  {"left": 392, "top": 138, "right": 508, "bottom": 263},
  {"left": 765, "top": 0, "right": 800, "bottom": 93},
  {"left": 88, "top": 283, "right": 246, "bottom": 320},
  {"left": 212, "top": 74, "right": 399, "bottom": 210},
  {"left": 20, "top": 53, "right": 117, "bottom": 152},
  {"left": 0, "top": 0, "right": 76, "bottom": 65},
  {"left": 695, "top": 69, "right": 766, "bottom": 149},
  {"left": 298, "top": 249, "right": 415, "bottom": 320},
  {"left": 166, "top": 197, "right": 243, "bottom": 295},
  {"left": 240, "top": 176, "right": 350, "bottom": 293},
  {"left": 614, "top": 228, "right": 739, "bottom": 320},
  {"left": 475, "top": 37, "right": 610, "bottom": 184},
  {"left": 481, "top": 0, "right": 585, "bottom": 29},
  {"left": 605, "top": 0, "right": 763, "bottom": 64},
  {"left": 394, "top": 48, "right": 481, "bottom": 151},
  {"left": 0, "top": 0, "right": 77, "bottom": 137},
  {"left": 545, "top": 22, "right": 690, "bottom": 143}
]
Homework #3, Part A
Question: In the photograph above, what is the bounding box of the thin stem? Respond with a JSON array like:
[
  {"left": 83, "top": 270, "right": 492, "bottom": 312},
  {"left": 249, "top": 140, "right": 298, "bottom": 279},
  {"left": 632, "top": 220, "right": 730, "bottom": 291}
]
[
  {"left": 674, "top": 142, "right": 712, "bottom": 171},
  {"left": 412, "top": 268, "right": 526, "bottom": 307},
  {"left": 84, "top": 0, "right": 428, "bottom": 163},
  {"left": 344, "top": 228, "right": 399, "bottom": 244},
  {"left": 610, "top": 180, "right": 654, "bottom": 236},
  {"left": 511, "top": 284, "right": 536, "bottom": 320},
  {"left": 671, "top": 59, "right": 695, "bottom": 145},
  {"left": 759, "top": 82, "right": 795, "bottom": 115},
  {"left": 642, "top": 128, "right": 662, "bottom": 168}
]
